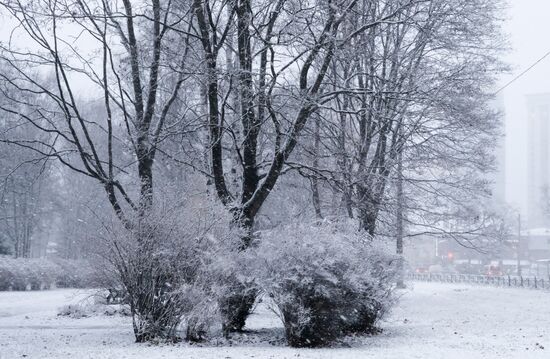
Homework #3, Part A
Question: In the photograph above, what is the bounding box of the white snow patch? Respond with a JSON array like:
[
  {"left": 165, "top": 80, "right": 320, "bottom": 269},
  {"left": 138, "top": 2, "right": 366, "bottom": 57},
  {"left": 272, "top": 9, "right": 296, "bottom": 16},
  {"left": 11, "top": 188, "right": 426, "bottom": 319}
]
[{"left": 0, "top": 283, "right": 548, "bottom": 358}]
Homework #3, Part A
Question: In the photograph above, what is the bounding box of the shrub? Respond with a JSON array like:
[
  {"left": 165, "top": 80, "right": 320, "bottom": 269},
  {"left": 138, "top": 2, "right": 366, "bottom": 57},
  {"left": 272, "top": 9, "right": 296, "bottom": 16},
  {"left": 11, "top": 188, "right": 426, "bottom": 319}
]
[
  {"left": 57, "top": 304, "right": 89, "bottom": 319},
  {"left": 37, "top": 259, "right": 63, "bottom": 289},
  {"left": 92, "top": 195, "right": 241, "bottom": 343},
  {"left": 0, "top": 256, "right": 93, "bottom": 291},
  {"left": 25, "top": 260, "right": 44, "bottom": 290},
  {"left": 57, "top": 298, "right": 132, "bottom": 318},
  {"left": 0, "top": 259, "right": 13, "bottom": 291},
  {"left": 250, "top": 221, "right": 399, "bottom": 347},
  {"left": 0, "top": 257, "right": 28, "bottom": 290},
  {"left": 53, "top": 259, "right": 95, "bottom": 288},
  {"left": 217, "top": 276, "right": 258, "bottom": 336}
]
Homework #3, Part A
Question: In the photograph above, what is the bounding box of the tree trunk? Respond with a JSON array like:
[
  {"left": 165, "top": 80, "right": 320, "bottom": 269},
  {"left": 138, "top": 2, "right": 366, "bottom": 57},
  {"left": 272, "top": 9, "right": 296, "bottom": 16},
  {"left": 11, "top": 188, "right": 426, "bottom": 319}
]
[
  {"left": 237, "top": 0, "right": 260, "bottom": 206},
  {"left": 219, "top": 279, "right": 258, "bottom": 336},
  {"left": 311, "top": 114, "right": 323, "bottom": 220},
  {"left": 219, "top": 211, "right": 258, "bottom": 335},
  {"left": 396, "top": 149, "right": 405, "bottom": 288},
  {"left": 217, "top": 1, "right": 262, "bottom": 334},
  {"left": 358, "top": 185, "right": 379, "bottom": 236}
]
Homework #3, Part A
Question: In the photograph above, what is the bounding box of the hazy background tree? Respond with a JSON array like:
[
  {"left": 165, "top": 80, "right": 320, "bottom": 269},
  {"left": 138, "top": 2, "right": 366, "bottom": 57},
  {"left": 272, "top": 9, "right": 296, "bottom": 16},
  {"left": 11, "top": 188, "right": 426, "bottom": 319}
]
[{"left": 292, "top": 0, "right": 507, "bottom": 243}]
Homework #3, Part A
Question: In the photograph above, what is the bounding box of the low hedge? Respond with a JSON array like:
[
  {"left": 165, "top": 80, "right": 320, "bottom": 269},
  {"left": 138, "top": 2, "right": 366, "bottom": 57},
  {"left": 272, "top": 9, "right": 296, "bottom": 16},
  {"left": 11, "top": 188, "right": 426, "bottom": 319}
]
[{"left": 0, "top": 256, "right": 95, "bottom": 291}]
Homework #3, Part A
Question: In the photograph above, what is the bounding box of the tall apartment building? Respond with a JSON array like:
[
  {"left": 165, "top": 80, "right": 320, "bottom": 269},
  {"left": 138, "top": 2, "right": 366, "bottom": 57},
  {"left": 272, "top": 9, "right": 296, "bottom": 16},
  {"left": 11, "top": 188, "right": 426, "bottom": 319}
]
[
  {"left": 527, "top": 93, "right": 550, "bottom": 228},
  {"left": 491, "top": 95, "right": 506, "bottom": 204}
]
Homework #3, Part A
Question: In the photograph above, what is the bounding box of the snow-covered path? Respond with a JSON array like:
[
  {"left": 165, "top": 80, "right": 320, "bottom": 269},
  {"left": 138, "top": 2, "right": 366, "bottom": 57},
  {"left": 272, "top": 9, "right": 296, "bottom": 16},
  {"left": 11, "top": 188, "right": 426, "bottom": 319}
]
[{"left": 0, "top": 282, "right": 548, "bottom": 359}]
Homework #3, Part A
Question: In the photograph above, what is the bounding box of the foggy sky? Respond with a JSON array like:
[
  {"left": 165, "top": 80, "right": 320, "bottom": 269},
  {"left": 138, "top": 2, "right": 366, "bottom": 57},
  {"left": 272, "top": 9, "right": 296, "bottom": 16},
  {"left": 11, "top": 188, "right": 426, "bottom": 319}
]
[{"left": 502, "top": 0, "right": 550, "bottom": 217}]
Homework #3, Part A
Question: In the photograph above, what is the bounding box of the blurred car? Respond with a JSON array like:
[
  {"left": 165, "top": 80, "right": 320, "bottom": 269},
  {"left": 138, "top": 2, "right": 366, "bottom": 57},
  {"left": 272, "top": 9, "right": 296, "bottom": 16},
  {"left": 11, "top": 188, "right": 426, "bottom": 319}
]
[
  {"left": 415, "top": 267, "right": 429, "bottom": 274},
  {"left": 484, "top": 265, "right": 503, "bottom": 277}
]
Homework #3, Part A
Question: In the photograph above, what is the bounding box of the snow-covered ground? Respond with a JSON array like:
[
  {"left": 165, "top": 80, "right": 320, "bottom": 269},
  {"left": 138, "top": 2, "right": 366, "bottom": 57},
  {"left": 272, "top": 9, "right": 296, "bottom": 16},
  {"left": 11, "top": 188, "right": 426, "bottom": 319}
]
[{"left": 0, "top": 282, "right": 548, "bottom": 359}]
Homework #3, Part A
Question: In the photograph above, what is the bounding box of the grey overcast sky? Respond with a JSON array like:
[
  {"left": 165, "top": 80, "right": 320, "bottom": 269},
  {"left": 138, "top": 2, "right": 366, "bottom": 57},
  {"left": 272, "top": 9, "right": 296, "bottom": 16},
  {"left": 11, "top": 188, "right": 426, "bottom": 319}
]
[{"left": 501, "top": 0, "right": 550, "bottom": 215}]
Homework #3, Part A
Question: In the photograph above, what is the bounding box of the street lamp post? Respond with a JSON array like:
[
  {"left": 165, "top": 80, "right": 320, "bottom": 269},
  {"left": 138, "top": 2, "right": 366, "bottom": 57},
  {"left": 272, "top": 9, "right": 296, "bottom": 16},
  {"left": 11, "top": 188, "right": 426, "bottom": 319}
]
[{"left": 517, "top": 213, "right": 522, "bottom": 276}]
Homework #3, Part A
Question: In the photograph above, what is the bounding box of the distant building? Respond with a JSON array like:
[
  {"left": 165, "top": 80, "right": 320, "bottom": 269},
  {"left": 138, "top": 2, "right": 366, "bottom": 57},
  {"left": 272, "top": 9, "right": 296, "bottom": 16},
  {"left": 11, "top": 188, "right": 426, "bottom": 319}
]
[
  {"left": 519, "top": 227, "right": 550, "bottom": 261},
  {"left": 526, "top": 94, "right": 550, "bottom": 228},
  {"left": 490, "top": 95, "right": 507, "bottom": 204}
]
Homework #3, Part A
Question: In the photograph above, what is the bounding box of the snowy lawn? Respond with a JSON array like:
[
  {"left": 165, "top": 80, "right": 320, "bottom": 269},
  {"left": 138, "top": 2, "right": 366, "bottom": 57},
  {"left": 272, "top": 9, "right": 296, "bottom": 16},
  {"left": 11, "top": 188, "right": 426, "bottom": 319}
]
[{"left": 0, "top": 282, "right": 548, "bottom": 359}]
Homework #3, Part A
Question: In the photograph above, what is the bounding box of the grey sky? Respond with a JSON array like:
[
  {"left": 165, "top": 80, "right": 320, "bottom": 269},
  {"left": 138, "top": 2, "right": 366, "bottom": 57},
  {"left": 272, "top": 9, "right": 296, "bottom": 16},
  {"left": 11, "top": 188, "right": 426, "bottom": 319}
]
[{"left": 501, "top": 0, "right": 550, "bottom": 215}]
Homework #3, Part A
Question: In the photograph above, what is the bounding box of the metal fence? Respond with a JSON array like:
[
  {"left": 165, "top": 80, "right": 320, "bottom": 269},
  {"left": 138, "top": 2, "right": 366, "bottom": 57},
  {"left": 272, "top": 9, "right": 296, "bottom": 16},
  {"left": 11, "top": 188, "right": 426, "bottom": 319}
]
[{"left": 408, "top": 273, "right": 550, "bottom": 290}]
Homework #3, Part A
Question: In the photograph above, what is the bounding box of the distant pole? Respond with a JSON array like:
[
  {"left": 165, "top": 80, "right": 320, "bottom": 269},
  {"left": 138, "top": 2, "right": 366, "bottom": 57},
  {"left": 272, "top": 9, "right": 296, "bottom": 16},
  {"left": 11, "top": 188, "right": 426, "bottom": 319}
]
[
  {"left": 396, "top": 148, "right": 405, "bottom": 288},
  {"left": 517, "top": 213, "right": 522, "bottom": 276}
]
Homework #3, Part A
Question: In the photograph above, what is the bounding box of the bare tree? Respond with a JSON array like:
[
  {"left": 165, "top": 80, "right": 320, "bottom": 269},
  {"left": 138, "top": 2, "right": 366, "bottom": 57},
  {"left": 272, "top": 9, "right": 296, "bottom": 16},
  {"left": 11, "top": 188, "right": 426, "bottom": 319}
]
[
  {"left": 296, "top": 0, "right": 506, "bottom": 243},
  {"left": 0, "top": 0, "right": 195, "bottom": 341},
  {"left": 191, "top": 0, "right": 414, "bottom": 332}
]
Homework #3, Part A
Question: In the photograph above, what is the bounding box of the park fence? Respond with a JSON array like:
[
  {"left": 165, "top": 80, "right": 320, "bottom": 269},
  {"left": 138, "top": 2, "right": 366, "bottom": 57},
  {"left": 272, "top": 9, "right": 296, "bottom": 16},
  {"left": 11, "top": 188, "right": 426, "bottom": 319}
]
[{"left": 408, "top": 273, "right": 550, "bottom": 291}]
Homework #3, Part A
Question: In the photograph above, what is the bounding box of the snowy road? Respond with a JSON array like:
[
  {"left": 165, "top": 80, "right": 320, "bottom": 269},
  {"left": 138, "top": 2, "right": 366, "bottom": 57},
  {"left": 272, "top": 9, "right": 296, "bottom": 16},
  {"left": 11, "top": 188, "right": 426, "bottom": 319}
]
[{"left": 0, "top": 282, "right": 548, "bottom": 359}]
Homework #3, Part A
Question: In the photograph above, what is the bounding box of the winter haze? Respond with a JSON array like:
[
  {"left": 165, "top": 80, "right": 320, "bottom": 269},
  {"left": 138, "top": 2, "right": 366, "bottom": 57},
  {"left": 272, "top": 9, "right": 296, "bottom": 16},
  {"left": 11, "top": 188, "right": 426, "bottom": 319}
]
[
  {"left": 503, "top": 0, "right": 550, "bottom": 215},
  {"left": 0, "top": 1, "right": 548, "bottom": 358}
]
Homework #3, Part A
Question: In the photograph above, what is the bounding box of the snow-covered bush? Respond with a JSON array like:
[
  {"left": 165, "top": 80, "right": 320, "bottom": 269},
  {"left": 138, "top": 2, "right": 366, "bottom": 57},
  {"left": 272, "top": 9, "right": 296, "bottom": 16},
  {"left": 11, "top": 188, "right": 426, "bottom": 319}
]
[
  {"left": 25, "top": 263, "right": 43, "bottom": 290},
  {"left": 37, "top": 259, "right": 63, "bottom": 290},
  {"left": 0, "top": 257, "right": 15, "bottom": 290},
  {"left": 0, "top": 256, "right": 92, "bottom": 291},
  {"left": 52, "top": 259, "right": 95, "bottom": 288},
  {"left": 3, "top": 258, "right": 28, "bottom": 290},
  {"left": 250, "top": 221, "right": 399, "bottom": 347},
  {"left": 57, "top": 304, "right": 89, "bottom": 319},
  {"left": 58, "top": 298, "right": 132, "bottom": 318},
  {"left": 217, "top": 275, "right": 258, "bottom": 336},
  {"left": 93, "top": 194, "right": 241, "bottom": 343}
]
